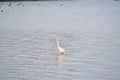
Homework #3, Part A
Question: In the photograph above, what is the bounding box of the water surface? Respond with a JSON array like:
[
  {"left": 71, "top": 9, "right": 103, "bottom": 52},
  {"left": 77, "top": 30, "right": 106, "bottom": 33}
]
[{"left": 0, "top": 1, "right": 120, "bottom": 80}]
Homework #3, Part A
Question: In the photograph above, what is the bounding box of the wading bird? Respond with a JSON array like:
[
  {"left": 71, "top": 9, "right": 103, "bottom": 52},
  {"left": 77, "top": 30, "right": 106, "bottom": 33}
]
[{"left": 55, "top": 35, "right": 65, "bottom": 55}]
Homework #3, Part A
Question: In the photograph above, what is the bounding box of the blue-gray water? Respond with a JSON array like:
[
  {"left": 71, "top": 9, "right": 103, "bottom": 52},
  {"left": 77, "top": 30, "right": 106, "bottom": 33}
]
[{"left": 0, "top": 0, "right": 120, "bottom": 80}]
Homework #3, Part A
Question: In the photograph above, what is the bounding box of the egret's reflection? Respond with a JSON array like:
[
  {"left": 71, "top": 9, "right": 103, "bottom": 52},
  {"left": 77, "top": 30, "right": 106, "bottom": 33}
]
[
  {"left": 57, "top": 54, "right": 65, "bottom": 73},
  {"left": 57, "top": 54, "right": 65, "bottom": 61}
]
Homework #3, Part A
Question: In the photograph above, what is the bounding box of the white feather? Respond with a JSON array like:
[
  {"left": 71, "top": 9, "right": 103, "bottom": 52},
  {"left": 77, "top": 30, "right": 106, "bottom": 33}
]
[{"left": 55, "top": 35, "right": 65, "bottom": 55}]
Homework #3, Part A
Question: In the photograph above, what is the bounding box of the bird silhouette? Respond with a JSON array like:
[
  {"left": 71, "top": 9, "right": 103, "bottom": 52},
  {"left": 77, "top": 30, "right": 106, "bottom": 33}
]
[{"left": 55, "top": 35, "right": 65, "bottom": 55}]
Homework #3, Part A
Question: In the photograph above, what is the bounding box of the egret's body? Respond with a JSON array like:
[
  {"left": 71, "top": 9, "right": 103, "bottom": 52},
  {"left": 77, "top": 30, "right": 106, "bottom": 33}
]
[
  {"left": 58, "top": 46, "right": 65, "bottom": 55},
  {"left": 55, "top": 36, "right": 65, "bottom": 55}
]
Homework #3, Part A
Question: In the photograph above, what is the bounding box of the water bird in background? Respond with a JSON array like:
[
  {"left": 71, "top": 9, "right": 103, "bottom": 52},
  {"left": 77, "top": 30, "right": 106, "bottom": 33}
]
[{"left": 55, "top": 35, "right": 65, "bottom": 55}]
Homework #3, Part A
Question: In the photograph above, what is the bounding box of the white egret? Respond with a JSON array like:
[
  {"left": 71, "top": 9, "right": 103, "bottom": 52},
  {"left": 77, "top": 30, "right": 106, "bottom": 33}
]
[{"left": 55, "top": 35, "right": 65, "bottom": 55}]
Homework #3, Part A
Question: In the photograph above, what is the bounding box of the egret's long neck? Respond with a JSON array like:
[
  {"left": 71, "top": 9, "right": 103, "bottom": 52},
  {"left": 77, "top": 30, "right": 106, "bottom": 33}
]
[
  {"left": 57, "top": 39, "right": 60, "bottom": 48},
  {"left": 55, "top": 36, "right": 60, "bottom": 48}
]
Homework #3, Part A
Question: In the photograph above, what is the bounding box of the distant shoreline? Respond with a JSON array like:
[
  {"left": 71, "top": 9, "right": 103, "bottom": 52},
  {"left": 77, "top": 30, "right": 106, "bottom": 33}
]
[{"left": 0, "top": 0, "right": 73, "bottom": 2}]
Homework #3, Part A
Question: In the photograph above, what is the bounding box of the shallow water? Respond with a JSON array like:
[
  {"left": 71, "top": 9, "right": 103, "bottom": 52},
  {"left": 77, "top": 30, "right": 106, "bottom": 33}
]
[{"left": 0, "top": 1, "right": 120, "bottom": 80}]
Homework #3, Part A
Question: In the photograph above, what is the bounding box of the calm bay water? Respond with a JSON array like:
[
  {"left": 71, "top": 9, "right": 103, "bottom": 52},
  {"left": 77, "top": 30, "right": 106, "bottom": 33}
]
[{"left": 0, "top": 1, "right": 120, "bottom": 80}]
